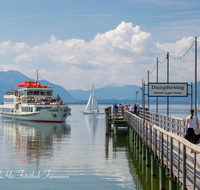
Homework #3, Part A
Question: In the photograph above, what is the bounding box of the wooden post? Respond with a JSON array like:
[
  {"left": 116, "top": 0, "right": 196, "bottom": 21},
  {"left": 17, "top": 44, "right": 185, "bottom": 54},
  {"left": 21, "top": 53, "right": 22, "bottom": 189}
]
[
  {"left": 139, "top": 138, "right": 142, "bottom": 154},
  {"left": 194, "top": 151, "right": 196, "bottom": 190},
  {"left": 160, "top": 133, "right": 163, "bottom": 167},
  {"left": 136, "top": 135, "right": 139, "bottom": 149},
  {"left": 146, "top": 123, "right": 148, "bottom": 147},
  {"left": 146, "top": 148, "right": 150, "bottom": 167},
  {"left": 134, "top": 133, "right": 136, "bottom": 145},
  {"left": 151, "top": 153, "right": 156, "bottom": 176},
  {"left": 149, "top": 124, "right": 152, "bottom": 151},
  {"left": 105, "top": 109, "right": 109, "bottom": 135},
  {"left": 159, "top": 166, "right": 166, "bottom": 190},
  {"left": 154, "top": 128, "right": 157, "bottom": 159},
  {"left": 182, "top": 144, "right": 186, "bottom": 190},
  {"left": 142, "top": 144, "right": 146, "bottom": 160},
  {"left": 177, "top": 120, "right": 180, "bottom": 136},
  {"left": 170, "top": 137, "right": 173, "bottom": 177},
  {"left": 169, "top": 178, "right": 177, "bottom": 190},
  {"left": 114, "top": 124, "right": 117, "bottom": 135},
  {"left": 178, "top": 142, "right": 180, "bottom": 182}
]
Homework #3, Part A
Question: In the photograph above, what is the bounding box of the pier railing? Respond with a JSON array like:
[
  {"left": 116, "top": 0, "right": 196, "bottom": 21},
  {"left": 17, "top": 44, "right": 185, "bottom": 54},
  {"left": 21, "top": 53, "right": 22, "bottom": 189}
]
[
  {"left": 125, "top": 110, "right": 200, "bottom": 190},
  {"left": 139, "top": 111, "right": 186, "bottom": 137}
]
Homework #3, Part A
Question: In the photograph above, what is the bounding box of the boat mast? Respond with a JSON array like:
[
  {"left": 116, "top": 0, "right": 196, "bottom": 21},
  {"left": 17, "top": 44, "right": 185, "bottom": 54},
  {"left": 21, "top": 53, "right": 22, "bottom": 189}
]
[
  {"left": 36, "top": 70, "right": 40, "bottom": 87},
  {"left": 36, "top": 70, "right": 38, "bottom": 82}
]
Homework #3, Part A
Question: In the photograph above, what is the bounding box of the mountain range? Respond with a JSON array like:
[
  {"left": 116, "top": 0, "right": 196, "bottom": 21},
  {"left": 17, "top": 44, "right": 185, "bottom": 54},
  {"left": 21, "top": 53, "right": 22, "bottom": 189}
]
[{"left": 0, "top": 70, "right": 199, "bottom": 105}]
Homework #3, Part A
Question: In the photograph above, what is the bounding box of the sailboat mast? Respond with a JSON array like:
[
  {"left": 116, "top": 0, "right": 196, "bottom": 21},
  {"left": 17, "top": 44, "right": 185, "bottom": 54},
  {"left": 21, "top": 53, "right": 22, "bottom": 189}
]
[{"left": 90, "top": 85, "right": 94, "bottom": 111}]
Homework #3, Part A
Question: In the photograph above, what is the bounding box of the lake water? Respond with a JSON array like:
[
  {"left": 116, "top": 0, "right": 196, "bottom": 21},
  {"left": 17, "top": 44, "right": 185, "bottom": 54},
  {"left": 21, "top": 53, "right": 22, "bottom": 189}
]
[{"left": 0, "top": 104, "right": 194, "bottom": 189}]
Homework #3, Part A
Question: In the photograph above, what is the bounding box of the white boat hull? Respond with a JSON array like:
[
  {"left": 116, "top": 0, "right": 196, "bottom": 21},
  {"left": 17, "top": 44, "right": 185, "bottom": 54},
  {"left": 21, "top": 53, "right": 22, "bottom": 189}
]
[{"left": 0, "top": 107, "right": 71, "bottom": 123}]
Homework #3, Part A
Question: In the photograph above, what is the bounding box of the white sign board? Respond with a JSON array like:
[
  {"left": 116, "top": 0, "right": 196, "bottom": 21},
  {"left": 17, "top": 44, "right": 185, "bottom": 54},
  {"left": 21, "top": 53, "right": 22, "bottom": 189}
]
[{"left": 148, "top": 83, "right": 188, "bottom": 97}]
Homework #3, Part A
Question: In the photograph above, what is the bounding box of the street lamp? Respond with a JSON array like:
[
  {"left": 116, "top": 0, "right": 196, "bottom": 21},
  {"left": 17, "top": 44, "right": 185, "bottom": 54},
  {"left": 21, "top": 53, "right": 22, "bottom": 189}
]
[{"left": 136, "top": 91, "right": 139, "bottom": 103}]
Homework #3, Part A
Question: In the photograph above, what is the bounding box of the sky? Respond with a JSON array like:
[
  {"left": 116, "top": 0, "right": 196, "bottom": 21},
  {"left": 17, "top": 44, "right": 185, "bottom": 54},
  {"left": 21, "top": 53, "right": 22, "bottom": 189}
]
[{"left": 0, "top": 0, "right": 200, "bottom": 90}]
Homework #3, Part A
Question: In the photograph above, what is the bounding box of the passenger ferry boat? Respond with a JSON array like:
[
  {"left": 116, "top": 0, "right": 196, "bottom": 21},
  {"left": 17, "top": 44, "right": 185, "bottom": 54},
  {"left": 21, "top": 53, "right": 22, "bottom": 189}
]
[{"left": 0, "top": 72, "right": 71, "bottom": 123}]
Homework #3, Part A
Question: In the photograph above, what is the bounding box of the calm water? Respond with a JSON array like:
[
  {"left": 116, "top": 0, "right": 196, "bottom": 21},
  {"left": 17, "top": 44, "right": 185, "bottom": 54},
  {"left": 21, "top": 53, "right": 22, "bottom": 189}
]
[{"left": 0, "top": 104, "right": 190, "bottom": 189}]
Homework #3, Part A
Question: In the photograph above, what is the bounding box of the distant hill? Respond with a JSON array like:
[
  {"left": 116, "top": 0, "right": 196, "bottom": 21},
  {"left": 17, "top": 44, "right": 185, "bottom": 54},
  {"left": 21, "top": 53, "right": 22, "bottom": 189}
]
[
  {"left": 68, "top": 84, "right": 142, "bottom": 101},
  {"left": 0, "top": 70, "right": 75, "bottom": 102}
]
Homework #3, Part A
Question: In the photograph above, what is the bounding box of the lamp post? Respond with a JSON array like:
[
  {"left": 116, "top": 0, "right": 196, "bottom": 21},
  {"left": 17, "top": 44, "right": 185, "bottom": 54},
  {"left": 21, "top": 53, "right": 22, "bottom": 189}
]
[{"left": 136, "top": 91, "right": 139, "bottom": 103}]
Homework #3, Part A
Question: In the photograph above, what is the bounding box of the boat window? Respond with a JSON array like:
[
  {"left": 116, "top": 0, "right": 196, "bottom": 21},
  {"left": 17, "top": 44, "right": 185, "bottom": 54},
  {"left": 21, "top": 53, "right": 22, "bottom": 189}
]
[
  {"left": 27, "top": 91, "right": 34, "bottom": 95},
  {"left": 19, "top": 90, "right": 26, "bottom": 96},
  {"left": 34, "top": 91, "right": 39, "bottom": 95},
  {"left": 3, "top": 108, "right": 13, "bottom": 112},
  {"left": 4, "top": 98, "right": 14, "bottom": 102},
  {"left": 29, "top": 107, "right": 33, "bottom": 112},
  {"left": 47, "top": 91, "right": 53, "bottom": 96},
  {"left": 40, "top": 91, "right": 46, "bottom": 96},
  {"left": 21, "top": 107, "right": 33, "bottom": 112},
  {"left": 36, "top": 107, "right": 43, "bottom": 111}
]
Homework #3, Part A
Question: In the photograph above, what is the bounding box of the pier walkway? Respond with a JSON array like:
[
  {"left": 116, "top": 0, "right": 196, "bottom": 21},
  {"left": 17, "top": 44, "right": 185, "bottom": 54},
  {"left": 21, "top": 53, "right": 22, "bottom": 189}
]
[{"left": 105, "top": 106, "right": 200, "bottom": 190}]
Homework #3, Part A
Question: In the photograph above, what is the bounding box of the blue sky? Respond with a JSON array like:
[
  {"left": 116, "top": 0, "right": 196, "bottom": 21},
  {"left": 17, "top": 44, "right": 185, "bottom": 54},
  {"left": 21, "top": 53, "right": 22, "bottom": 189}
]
[{"left": 0, "top": 0, "right": 200, "bottom": 90}]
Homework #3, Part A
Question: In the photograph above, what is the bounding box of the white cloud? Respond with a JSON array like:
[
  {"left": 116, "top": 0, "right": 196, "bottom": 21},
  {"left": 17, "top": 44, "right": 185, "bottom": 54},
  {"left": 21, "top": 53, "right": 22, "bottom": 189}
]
[
  {"left": 14, "top": 53, "right": 32, "bottom": 63},
  {"left": 0, "top": 21, "right": 198, "bottom": 90}
]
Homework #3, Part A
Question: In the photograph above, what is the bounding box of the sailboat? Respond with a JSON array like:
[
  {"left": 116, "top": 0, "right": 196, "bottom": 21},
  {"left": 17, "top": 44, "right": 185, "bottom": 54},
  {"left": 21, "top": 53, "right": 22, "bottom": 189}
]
[{"left": 83, "top": 84, "right": 103, "bottom": 114}]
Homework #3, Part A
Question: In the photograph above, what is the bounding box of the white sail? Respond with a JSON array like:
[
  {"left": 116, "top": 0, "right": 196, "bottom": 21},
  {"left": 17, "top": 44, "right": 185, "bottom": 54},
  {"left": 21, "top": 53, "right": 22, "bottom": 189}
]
[
  {"left": 91, "top": 85, "right": 99, "bottom": 110},
  {"left": 83, "top": 84, "right": 100, "bottom": 114},
  {"left": 85, "top": 93, "right": 92, "bottom": 112}
]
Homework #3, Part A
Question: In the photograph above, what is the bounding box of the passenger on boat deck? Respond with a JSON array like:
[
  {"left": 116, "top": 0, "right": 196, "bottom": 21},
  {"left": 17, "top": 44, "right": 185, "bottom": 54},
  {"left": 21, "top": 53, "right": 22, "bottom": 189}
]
[{"left": 57, "top": 96, "right": 61, "bottom": 101}]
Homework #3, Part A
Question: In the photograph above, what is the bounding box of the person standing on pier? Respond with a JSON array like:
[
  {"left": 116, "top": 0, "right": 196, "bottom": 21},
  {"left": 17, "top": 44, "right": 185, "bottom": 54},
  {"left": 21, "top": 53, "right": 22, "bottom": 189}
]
[
  {"left": 185, "top": 109, "right": 199, "bottom": 152},
  {"left": 133, "top": 104, "right": 137, "bottom": 115},
  {"left": 137, "top": 103, "right": 140, "bottom": 116}
]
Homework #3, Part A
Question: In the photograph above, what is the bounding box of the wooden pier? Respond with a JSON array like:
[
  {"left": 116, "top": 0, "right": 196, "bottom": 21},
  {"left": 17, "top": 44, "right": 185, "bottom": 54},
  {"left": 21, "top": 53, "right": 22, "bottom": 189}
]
[
  {"left": 105, "top": 107, "right": 128, "bottom": 135},
  {"left": 105, "top": 106, "right": 200, "bottom": 190}
]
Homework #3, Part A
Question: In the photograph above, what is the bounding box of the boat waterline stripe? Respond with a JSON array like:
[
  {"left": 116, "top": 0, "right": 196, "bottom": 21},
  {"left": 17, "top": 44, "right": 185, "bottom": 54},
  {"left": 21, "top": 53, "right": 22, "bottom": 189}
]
[{"left": 0, "top": 115, "right": 65, "bottom": 123}]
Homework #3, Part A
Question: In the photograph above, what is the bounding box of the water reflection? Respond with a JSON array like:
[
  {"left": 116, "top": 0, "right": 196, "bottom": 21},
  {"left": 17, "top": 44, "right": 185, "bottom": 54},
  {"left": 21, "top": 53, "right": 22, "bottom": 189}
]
[
  {"left": 85, "top": 114, "right": 99, "bottom": 138},
  {"left": 0, "top": 119, "right": 71, "bottom": 166}
]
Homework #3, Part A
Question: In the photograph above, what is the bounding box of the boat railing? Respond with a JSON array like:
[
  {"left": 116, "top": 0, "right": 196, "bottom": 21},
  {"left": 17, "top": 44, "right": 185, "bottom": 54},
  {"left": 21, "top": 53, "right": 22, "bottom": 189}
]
[{"left": 5, "top": 91, "right": 18, "bottom": 96}]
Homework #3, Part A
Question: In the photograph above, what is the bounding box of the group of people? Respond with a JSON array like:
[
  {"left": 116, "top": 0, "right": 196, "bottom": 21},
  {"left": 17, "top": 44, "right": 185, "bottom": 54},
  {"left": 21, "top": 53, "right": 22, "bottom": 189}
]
[
  {"left": 6, "top": 89, "right": 18, "bottom": 96},
  {"left": 112, "top": 103, "right": 140, "bottom": 116},
  {"left": 185, "top": 109, "right": 200, "bottom": 152},
  {"left": 23, "top": 97, "right": 64, "bottom": 105}
]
